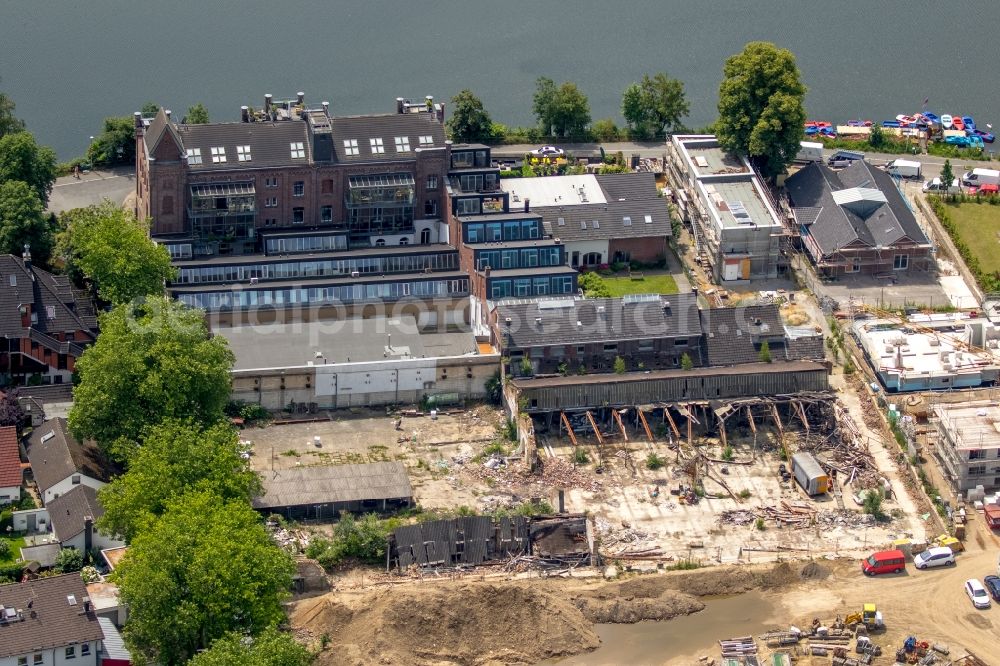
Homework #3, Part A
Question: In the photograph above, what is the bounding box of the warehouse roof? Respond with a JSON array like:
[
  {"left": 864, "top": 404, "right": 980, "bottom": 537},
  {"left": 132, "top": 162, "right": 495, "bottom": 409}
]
[{"left": 252, "top": 462, "right": 413, "bottom": 510}]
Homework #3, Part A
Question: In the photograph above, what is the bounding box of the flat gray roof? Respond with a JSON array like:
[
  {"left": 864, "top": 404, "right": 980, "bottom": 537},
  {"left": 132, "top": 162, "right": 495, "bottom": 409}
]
[
  {"left": 702, "top": 180, "right": 783, "bottom": 230},
  {"left": 217, "top": 315, "right": 479, "bottom": 371},
  {"left": 252, "top": 461, "right": 412, "bottom": 509}
]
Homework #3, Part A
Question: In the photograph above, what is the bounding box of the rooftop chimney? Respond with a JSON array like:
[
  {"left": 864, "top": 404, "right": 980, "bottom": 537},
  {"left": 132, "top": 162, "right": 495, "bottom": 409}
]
[
  {"left": 436, "top": 102, "right": 445, "bottom": 124},
  {"left": 165, "top": 109, "right": 171, "bottom": 119},
  {"left": 265, "top": 94, "right": 273, "bottom": 115},
  {"left": 396, "top": 97, "right": 405, "bottom": 114},
  {"left": 133, "top": 111, "right": 142, "bottom": 128},
  {"left": 524, "top": 198, "right": 530, "bottom": 213},
  {"left": 297, "top": 91, "right": 305, "bottom": 106},
  {"left": 322, "top": 101, "right": 330, "bottom": 115},
  {"left": 22, "top": 243, "right": 32, "bottom": 272},
  {"left": 240, "top": 106, "right": 249, "bottom": 122},
  {"left": 425, "top": 95, "right": 433, "bottom": 111}
]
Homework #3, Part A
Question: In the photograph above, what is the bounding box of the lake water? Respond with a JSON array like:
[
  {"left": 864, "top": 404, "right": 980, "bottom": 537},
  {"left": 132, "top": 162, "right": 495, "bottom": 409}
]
[{"left": 3, "top": 1, "right": 998, "bottom": 159}]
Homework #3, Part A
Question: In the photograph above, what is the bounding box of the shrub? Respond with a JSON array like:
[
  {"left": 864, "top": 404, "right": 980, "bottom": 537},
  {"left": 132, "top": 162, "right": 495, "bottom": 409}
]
[
  {"left": 0, "top": 539, "right": 10, "bottom": 558},
  {"left": 514, "top": 499, "right": 553, "bottom": 516},
  {"left": 499, "top": 418, "right": 518, "bottom": 442},
  {"left": 572, "top": 448, "right": 590, "bottom": 465},
  {"left": 613, "top": 356, "right": 627, "bottom": 374},
  {"left": 738, "top": 489, "right": 752, "bottom": 499},
  {"left": 758, "top": 341, "right": 772, "bottom": 363},
  {"left": 755, "top": 517, "right": 767, "bottom": 531},
  {"left": 519, "top": 357, "right": 533, "bottom": 377},
  {"left": 645, "top": 453, "right": 665, "bottom": 470},
  {"left": 863, "top": 489, "right": 886, "bottom": 520},
  {"left": 680, "top": 353, "right": 693, "bottom": 371},
  {"left": 721, "top": 445, "right": 734, "bottom": 462},
  {"left": 54, "top": 548, "right": 84, "bottom": 573}
]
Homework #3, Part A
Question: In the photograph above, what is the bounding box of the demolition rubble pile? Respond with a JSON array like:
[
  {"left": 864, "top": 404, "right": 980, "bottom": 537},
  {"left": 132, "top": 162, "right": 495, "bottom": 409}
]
[
  {"left": 720, "top": 503, "right": 879, "bottom": 529},
  {"left": 594, "top": 517, "right": 663, "bottom": 558},
  {"left": 466, "top": 457, "right": 603, "bottom": 493},
  {"left": 797, "top": 404, "right": 883, "bottom": 489}
]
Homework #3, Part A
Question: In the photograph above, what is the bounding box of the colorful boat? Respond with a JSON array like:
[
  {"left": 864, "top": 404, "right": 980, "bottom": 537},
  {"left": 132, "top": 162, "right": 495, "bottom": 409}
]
[
  {"left": 952, "top": 116, "right": 965, "bottom": 131},
  {"left": 941, "top": 114, "right": 954, "bottom": 129},
  {"left": 963, "top": 116, "right": 976, "bottom": 130},
  {"left": 923, "top": 112, "right": 940, "bottom": 125},
  {"left": 804, "top": 125, "right": 819, "bottom": 135},
  {"left": 882, "top": 120, "right": 901, "bottom": 128}
]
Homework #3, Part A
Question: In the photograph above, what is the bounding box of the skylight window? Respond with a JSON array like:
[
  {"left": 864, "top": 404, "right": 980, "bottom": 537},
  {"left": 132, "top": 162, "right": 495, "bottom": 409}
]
[
  {"left": 623, "top": 216, "right": 632, "bottom": 226},
  {"left": 419, "top": 135, "right": 434, "bottom": 147},
  {"left": 290, "top": 142, "right": 305, "bottom": 159},
  {"left": 343, "top": 139, "right": 359, "bottom": 156},
  {"left": 370, "top": 138, "right": 385, "bottom": 154},
  {"left": 593, "top": 220, "right": 600, "bottom": 229},
  {"left": 644, "top": 214, "right": 652, "bottom": 224},
  {"left": 186, "top": 148, "right": 202, "bottom": 164},
  {"left": 395, "top": 136, "right": 411, "bottom": 152},
  {"left": 236, "top": 145, "right": 251, "bottom": 162},
  {"left": 210, "top": 146, "right": 226, "bottom": 163}
]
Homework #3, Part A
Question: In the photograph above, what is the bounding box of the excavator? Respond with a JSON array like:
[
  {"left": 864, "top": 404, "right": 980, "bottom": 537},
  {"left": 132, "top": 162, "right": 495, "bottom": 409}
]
[{"left": 844, "top": 603, "right": 884, "bottom": 631}]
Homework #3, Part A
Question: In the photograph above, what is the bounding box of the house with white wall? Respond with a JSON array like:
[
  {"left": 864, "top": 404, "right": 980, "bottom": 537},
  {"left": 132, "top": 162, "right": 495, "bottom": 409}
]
[
  {"left": 24, "top": 419, "right": 113, "bottom": 504},
  {"left": 0, "top": 426, "right": 21, "bottom": 505}
]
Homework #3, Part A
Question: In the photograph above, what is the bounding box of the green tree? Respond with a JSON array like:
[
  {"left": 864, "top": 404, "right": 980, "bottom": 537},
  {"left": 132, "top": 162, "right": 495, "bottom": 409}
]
[
  {"left": 532, "top": 77, "right": 591, "bottom": 138},
  {"left": 184, "top": 103, "right": 210, "bottom": 125},
  {"left": 940, "top": 159, "right": 955, "bottom": 192},
  {"left": 0, "top": 387, "right": 25, "bottom": 428},
  {"left": 140, "top": 102, "right": 160, "bottom": 117},
  {"left": 613, "top": 356, "right": 627, "bottom": 374},
  {"left": 758, "top": 340, "right": 772, "bottom": 363},
  {"left": 862, "top": 489, "right": 885, "bottom": 520},
  {"left": 68, "top": 297, "right": 235, "bottom": 457},
  {"left": 54, "top": 548, "right": 84, "bottom": 573},
  {"left": 57, "top": 201, "right": 175, "bottom": 303},
  {"left": 680, "top": 352, "right": 693, "bottom": 370},
  {"left": 189, "top": 627, "right": 312, "bottom": 666},
  {"left": 0, "top": 86, "right": 26, "bottom": 139},
  {"left": 0, "top": 131, "right": 58, "bottom": 205},
  {"left": 716, "top": 42, "right": 807, "bottom": 181},
  {"left": 98, "top": 419, "right": 260, "bottom": 542},
  {"left": 591, "top": 118, "right": 621, "bottom": 142},
  {"left": 116, "top": 491, "right": 294, "bottom": 665},
  {"left": 447, "top": 90, "right": 494, "bottom": 143},
  {"left": 621, "top": 73, "right": 690, "bottom": 140},
  {"left": 0, "top": 180, "right": 55, "bottom": 265},
  {"left": 87, "top": 116, "right": 136, "bottom": 167},
  {"left": 867, "top": 123, "right": 887, "bottom": 150}
]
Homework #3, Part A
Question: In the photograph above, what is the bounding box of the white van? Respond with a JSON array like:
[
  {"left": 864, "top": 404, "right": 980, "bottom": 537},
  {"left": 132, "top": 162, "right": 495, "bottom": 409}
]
[
  {"left": 914, "top": 546, "right": 956, "bottom": 569},
  {"left": 795, "top": 141, "right": 824, "bottom": 163},
  {"left": 885, "top": 159, "right": 922, "bottom": 179},
  {"left": 922, "top": 177, "right": 961, "bottom": 195},
  {"left": 961, "top": 168, "right": 1000, "bottom": 187}
]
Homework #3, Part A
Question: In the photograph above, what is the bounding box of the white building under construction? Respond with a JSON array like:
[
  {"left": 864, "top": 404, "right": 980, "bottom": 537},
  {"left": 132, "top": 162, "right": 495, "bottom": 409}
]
[
  {"left": 931, "top": 401, "right": 1000, "bottom": 493},
  {"left": 853, "top": 316, "right": 1000, "bottom": 392}
]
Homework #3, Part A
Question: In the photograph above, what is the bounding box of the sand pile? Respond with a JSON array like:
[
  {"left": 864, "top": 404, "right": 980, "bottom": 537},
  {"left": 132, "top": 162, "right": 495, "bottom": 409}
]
[{"left": 290, "top": 582, "right": 600, "bottom": 666}]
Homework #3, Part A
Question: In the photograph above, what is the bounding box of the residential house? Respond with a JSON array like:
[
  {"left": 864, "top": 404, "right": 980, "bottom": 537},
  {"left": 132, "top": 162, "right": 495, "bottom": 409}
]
[
  {"left": 785, "top": 160, "right": 933, "bottom": 276},
  {"left": 23, "top": 419, "right": 113, "bottom": 504},
  {"left": 0, "top": 251, "right": 98, "bottom": 386},
  {"left": 668, "top": 135, "right": 786, "bottom": 282},
  {"left": 0, "top": 426, "right": 21, "bottom": 505},
  {"left": 932, "top": 401, "right": 1000, "bottom": 493},
  {"left": 0, "top": 573, "right": 104, "bottom": 666},
  {"left": 17, "top": 486, "right": 123, "bottom": 554}
]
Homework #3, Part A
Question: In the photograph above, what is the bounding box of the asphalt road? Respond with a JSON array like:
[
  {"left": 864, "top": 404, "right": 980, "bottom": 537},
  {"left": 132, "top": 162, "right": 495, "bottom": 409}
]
[{"left": 46, "top": 166, "right": 135, "bottom": 215}]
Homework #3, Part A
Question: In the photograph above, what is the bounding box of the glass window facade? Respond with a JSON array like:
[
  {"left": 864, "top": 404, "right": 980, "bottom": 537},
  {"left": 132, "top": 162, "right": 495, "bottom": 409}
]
[
  {"left": 474, "top": 246, "right": 563, "bottom": 271},
  {"left": 264, "top": 234, "right": 347, "bottom": 255},
  {"left": 346, "top": 173, "right": 415, "bottom": 237},
  {"left": 488, "top": 275, "right": 575, "bottom": 299},
  {"left": 463, "top": 219, "right": 542, "bottom": 244},
  {"left": 177, "top": 277, "right": 469, "bottom": 310}
]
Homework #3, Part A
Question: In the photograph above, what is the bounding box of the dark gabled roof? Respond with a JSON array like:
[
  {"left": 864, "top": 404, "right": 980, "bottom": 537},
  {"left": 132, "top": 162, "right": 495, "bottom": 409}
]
[
  {"left": 25, "top": 418, "right": 114, "bottom": 495},
  {"left": 16, "top": 384, "right": 74, "bottom": 405},
  {"left": 0, "top": 574, "right": 105, "bottom": 658},
  {"left": 699, "top": 304, "right": 785, "bottom": 366},
  {"left": 0, "top": 426, "right": 21, "bottom": 488},
  {"left": 594, "top": 172, "right": 660, "bottom": 201},
  {"left": 496, "top": 293, "right": 702, "bottom": 349},
  {"left": 785, "top": 335, "right": 827, "bottom": 361},
  {"left": 786, "top": 161, "right": 930, "bottom": 257},
  {"left": 537, "top": 199, "right": 672, "bottom": 241},
  {"left": 329, "top": 113, "right": 446, "bottom": 161},
  {"left": 0, "top": 255, "right": 98, "bottom": 339},
  {"left": 47, "top": 485, "right": 104, "bottom": 541},
  {"left": 174, "top": 121, "right": 311, "bottom": 170}
]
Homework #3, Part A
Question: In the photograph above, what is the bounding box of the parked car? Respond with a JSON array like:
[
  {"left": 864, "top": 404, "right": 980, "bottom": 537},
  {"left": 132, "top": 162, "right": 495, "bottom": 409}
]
[
  {"left": 966, "top": 578, "right": 991, "bottom": 609},
  {"left": 827, "top": 150, "right": 865, "bottom": 168},
  {"left": 922, "top": 177, "right": 962, "bottom": 195},
  {"left": 914, "top": 546, "right": 956, "bottom": 569},
  {"left": 983, "top": 575, "right": 1000, "bottom": 602},
  {"left": 530, "top": 145, "right": 565, "bottom": 158},
  {"left": 862, "top": 549, "right": 906, "bottom": 576}
]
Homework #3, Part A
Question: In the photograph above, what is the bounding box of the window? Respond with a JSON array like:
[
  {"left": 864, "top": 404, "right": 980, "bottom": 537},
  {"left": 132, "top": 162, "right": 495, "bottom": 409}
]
[
  {"left": 321, "top": 179, "right": 333, "bottom": 194},
  {"left": 419, "top": 135, "right": 434, "bottom": 147},
  {"left": 161, "top": 195, "right": 173, "bottom": 215},
  {"left": 343, "top": 139, "right": 359, "bottom": 156},
  {"left": 370, "top": 138, "right": 385, "bottom": 154},
  {"left": 290, "top": 142, "right": 306, "bottom": 158},
  {"left": 644, "top": 214, "right": 653, "bottom": 224},
  {"left": 265, "top": 197, "right": 277, "bottom": 208},
  {"left": 623, "top": 216, "right": 632, "bottom": 226},
  {"left": 265, "top": 177, "right": 278, "bottom": 188},
  {"left": 236, "top": 145, "right": 251, "bottom": 161},
  {"left": 293, "top": 207, "right": 304, "bottom": 224},
  {"left": 72, "top": 475, "right": 81, "bottom": 485},
  {"left": 399, "top": 237, "right": 409, "bottom": 245},
  {"left": 603, "top": 344, "right": 618, "bottom": 352},
  {"left": 186, "top": 148, "right": 202, "bottom": 164},
  {"left": 457, "top": 199, "right": 480, "bottom": 215},
  {"left": 18, "top": 657, "right": 27, "bottom": 666},
  {"left": 426, "top": 175, "right": 438, "bottom": 190},
  {"left": 425, "top": 199, "right": 437, "bottom": 216},
  {"left": 674, "top": 338, "right": 688, "bottom": 346},
  {"left": 375, "top": 239, "right": 386, "bottom": 247},
  {"left": 395, "top": 136, "right": 411, "bottom": 152},
  {"left": 293, "top": 181, "right": 304, "bottom": 197},
  {"left": 210, "top": 146, "right": 226, "bottom": 163},
  {"left": 970, "top": 449, "right": 986, "bottom": 460},
  {"left": 848, "top": 257, "right": 861, "bottom": 273},
  {"left": 893, "top": 254, "right": 909, "bottom": 270},
  {"left": 321, "top": 205, "right": 333, "bottom": 223},
  {"left": 81, "top": 645, "right": 90, "bottom": 656},
  {"left": 420, "top": 228, "right": 431, "bottom": 244},
  {"left": 66, "top": 646, "right": 76, "bottom": 659},
  {"left": 34, "top": 656, "right": 43, "bottom": 666}
]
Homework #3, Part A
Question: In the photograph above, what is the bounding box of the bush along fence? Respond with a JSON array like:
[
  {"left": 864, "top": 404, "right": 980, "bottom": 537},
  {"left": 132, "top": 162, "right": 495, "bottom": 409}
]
[{"left": 927, "top": 196, "right": 1000, "bottom": 293}]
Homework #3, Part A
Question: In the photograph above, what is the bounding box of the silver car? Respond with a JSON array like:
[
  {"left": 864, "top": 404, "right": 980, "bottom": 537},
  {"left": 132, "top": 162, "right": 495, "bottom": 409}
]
[
  {"left": 914, "top": 546, "right": 955, "bottom": 569},
  {"left": 966, "top": 578, "right": 991, "bottom": 609}
]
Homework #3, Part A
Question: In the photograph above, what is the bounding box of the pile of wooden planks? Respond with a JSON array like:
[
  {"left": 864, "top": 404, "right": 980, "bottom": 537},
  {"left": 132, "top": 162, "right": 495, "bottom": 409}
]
[{"left": 719, "top": 636, "right": 757, "bottom": 659}]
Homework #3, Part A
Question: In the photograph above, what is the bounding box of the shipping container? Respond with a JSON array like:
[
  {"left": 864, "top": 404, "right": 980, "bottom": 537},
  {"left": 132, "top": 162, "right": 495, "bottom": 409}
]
[{"left": 791, "top": 451, "right": 829, "bottom": 495}]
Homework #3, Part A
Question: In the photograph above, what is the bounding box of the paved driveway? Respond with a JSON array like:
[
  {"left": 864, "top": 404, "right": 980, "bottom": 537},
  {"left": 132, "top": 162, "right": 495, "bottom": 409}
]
[{"left": 46, "top": 166, "right": 135, "bottom": 214}]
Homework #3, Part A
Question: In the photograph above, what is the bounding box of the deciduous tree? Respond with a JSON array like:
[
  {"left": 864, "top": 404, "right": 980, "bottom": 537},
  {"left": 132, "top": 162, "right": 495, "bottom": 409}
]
[
  {"left": 116, "top": 491, "right": 294, "bottom": 665},
  {"left": 0, "top": 86, "right": 26, "bottom": 139},
  {"left": 68, "top": 297, "right": 235, "bottom": 458},
  {"left": 532, "top": 77, "right": 591, "bottom": 138},
  {"left": 184, "top": 103, "right": 210, "bottom": 125},
  {"left": 621, "top": 73, "right": 689, "bottom": 140},
  {"left": 0, "top": 388, "right": 25, "bottom": 428},
  {"left": 86, "top": 116, "right": 136, "bottom": 167},
  {"left": 940, "top": 159, "right": 955, "bottom": 191},
  {"left": 447, "top": 90, "right": 494, "bottom": 143},
  {"left": 0, "top": 180, "right": 55, "bottom": 265},
  {"left": 98, "top": 419, "right": 260, "bottom": 542},
  {"left": 0, "top": 131, "right": 58, "bottom": 205},
  {"left": 716, "top": 42, "right": 807, "bottom": 181},
  {"left": 57, "top": 201, "right": 175, "bottom": 303},
  {"left": 189, "top": 627, "right": 312, "bottom": 666}
]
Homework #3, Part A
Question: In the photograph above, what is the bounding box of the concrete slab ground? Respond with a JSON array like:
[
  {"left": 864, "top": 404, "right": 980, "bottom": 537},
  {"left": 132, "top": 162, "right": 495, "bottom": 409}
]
[
  {"left": 46, "top": 167, "right": 135, "bottom": 214},
  {"left": 815, "top": 272, "right": 951, "bottom": 311}
]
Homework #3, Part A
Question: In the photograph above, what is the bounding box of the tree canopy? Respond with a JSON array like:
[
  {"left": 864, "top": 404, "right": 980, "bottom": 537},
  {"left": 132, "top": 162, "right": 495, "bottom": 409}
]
[
  {"left": 57, "top": 201, "right": 175, "bottom": 303},
  {"left": 0, "top": 131, "right": 58, "bottom": 206},
  {"left": 716, "top": 42, "right": 807, "bottom": 180},
  {"left": 0, "top": 180, "right": 55, "bottom": 265},
  {"left": 140, "top": 102, "right": 160, "bottom": 117},
  {"left": 447, "top": 90, "right": 494, "bottom": 143},
  {"left": 98, "top": 419, "right": 261, "bottom": 542},
  {"left": 532, "top": 77, "right": 591, "bottom": 138},
  {"left": 116, "top": 491, "right": 295, "bottom": 665},
  {"left": 86, "top": 116, "right": 136, "bottom": 167},
  {"left": 184, "top": 103, "right": 210, "bottom": 125},
  {"left": 621, "top": 73, "right": 690, "bottom": 140},
  {"left": 0, "top": 86, "right": 25, "bottom": 139},
  {"left": 189, "top": 627, "right": 312, "bottom": 666},
  {"left": 0, "top": 387, "right": 25, "bottom": 429},
  {"left": 68, "top": 297, "right": 235, "bottom": 458}
]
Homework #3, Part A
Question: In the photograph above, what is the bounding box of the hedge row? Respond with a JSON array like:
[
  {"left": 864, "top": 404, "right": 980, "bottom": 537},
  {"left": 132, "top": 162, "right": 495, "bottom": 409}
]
[{"left": 928, "top": 197, "right": 1000, "bottom": 292}]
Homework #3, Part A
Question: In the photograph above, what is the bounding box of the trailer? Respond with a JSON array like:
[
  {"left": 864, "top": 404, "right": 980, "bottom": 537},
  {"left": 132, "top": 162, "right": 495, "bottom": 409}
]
[
  {"left": 885, "top": 159, "right": 922, "bottom": 179},
  {"left": 795, "top": 141, "right": 823, "bottom": 163},
  {"left": 791, "top": 452, "right": 830, "bottom": 496}
]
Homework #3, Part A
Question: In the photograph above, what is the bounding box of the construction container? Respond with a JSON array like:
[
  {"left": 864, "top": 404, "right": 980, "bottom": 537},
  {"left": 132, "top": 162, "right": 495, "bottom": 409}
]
[
  {"left": 791, "top": 452, "right": 830, "bottom": 495},
  {"left": 985, "top": 504, "right": 1000, "bottom": 529}
]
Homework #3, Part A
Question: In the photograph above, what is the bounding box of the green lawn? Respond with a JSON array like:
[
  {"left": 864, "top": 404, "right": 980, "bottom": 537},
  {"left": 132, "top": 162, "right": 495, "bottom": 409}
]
[
  {"left": 0, "top": 535, "right": 26, "bottom": 564},
  {"left": 944, "top": 202, "right": 1000, "bottom": 275},
  {"left": 600, "top": 273, "right": 679, "bottom": 297}
]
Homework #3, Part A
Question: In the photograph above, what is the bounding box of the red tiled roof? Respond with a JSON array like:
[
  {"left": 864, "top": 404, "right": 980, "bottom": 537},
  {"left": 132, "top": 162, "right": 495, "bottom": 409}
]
[{"left": 0, "top": 426, "right": 22, "bottom": 488}]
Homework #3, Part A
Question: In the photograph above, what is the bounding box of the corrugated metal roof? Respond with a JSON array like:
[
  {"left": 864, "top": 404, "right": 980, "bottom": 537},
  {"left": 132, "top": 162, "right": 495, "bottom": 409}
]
[
  {"left": 253, "top": 462, "right": 412, "bottom": 509},
  {"left": 97, "top": 617, "right": 130, "bottom": 660}
]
